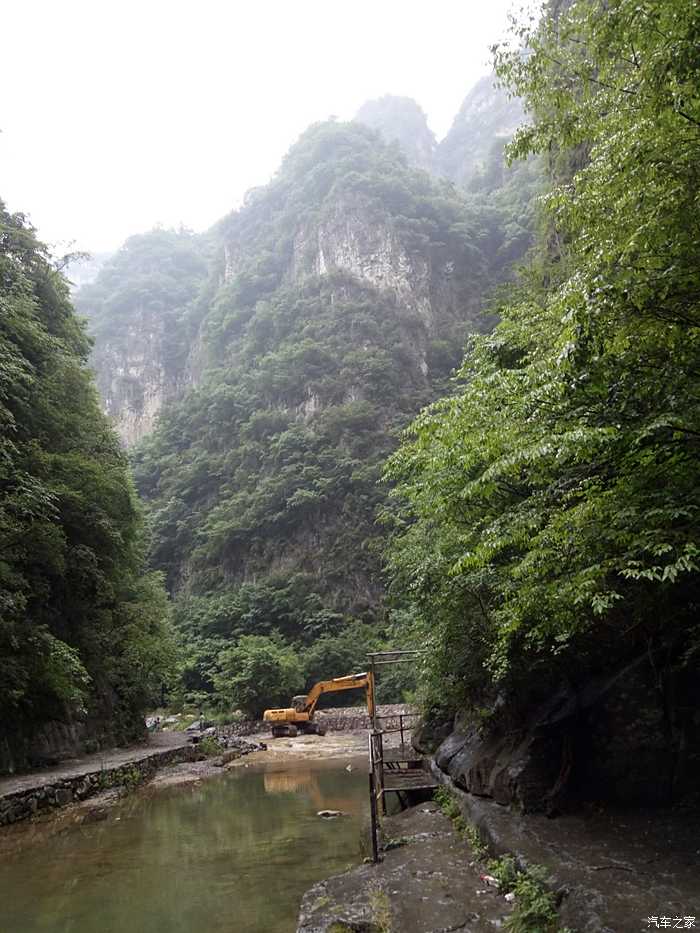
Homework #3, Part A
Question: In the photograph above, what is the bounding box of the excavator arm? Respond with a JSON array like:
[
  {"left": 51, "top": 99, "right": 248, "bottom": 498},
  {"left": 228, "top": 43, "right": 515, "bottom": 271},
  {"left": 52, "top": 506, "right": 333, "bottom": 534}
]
[{"left": 302, "top": 672, "right": 375, "bottom": 719}]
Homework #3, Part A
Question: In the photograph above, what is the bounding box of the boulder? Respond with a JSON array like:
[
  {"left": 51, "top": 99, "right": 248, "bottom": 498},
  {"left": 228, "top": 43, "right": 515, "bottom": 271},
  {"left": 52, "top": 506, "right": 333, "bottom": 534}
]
[{"left": 55, "top": 787, "right": 73, "bottom": 806}]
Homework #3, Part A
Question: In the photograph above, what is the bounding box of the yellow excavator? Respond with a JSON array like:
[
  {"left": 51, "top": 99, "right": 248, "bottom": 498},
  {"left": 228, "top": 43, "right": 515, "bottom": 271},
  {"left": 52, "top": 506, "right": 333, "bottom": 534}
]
[{"left": 263, "top": 671, "right": 375, "bottom": 738}]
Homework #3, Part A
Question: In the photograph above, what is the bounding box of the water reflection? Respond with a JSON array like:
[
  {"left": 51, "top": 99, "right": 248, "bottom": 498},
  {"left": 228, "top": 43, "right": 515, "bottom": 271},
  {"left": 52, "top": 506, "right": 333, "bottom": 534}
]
[
  {"left": 263, "top": 769, "right": 357, "bottom": 814},
  {"left": 0, "top": 759, "right": 366, "bottom": 933}
]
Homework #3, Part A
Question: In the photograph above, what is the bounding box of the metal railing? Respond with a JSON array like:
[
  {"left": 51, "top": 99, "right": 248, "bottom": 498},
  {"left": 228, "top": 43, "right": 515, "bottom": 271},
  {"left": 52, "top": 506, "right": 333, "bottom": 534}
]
[
  {"left": 366, "top": 649, "right": 423, "bottom": 862},
  {"left": 367, "top": 729, "right": 381, "bottom": 863}
]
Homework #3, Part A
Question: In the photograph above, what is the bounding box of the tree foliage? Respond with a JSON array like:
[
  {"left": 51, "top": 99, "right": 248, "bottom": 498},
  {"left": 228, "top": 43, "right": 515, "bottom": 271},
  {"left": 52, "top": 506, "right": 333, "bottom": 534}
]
[
  {"left": 0, "top": 203, "right": 176, "bottom": 755},
  {"left": 386, "top": 0, "right": 700, "bottom": 712},
  {"left": 213, "top": 635, "right": 305, "bottom": 718}
]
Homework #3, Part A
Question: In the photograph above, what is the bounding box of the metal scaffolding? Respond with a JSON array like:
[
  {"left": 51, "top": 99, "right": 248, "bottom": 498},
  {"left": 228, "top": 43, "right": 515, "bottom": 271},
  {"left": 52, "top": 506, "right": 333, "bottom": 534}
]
[{"left": 366, "top": 649, "right": 437, "bottom": 862}]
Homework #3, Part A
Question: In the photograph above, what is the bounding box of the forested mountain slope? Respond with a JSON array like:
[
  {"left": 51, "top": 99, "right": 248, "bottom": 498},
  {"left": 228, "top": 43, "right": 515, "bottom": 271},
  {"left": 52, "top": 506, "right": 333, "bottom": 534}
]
[
  {"left": 75, "top": 72, "right": 543, "bottom": 711},
  {"left": 0, "top": 204, "right": 175, "bottom": 773},
  {"left": 80, "top": 76, "right": 538, "bottom": 457},
  {"left": 74, "top": 230, "right": 209, "bottom": 445},
  {"left": 128, "top": 122, "right": 502, "bottom": 704},
  {"left": 74, "top": 67, "right": 544, "bottom": 710}
]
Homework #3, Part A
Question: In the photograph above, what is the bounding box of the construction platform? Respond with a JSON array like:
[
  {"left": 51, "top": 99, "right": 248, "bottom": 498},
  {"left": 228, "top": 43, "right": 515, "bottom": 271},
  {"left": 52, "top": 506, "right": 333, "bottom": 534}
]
[{"left": 382, "top": 769, "right": 439, "bottom": 792}]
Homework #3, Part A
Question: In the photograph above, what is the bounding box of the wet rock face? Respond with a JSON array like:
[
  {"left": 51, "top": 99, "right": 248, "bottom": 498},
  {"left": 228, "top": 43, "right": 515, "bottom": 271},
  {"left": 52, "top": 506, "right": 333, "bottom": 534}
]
[
  {"left": 411, "top": 712, "right": 453, "bottom": 755},
  {"left": 437, "top": 726, "right": 563, "bottom": 812},
  {"left": 0, "top": 697, "right": 150, "bottom": 777},
  {"left": 435, "top": 655, "right": 700, "bottom": 811},
  {"left": 0, "top": 721, "right": 85, "bottom": 776}
]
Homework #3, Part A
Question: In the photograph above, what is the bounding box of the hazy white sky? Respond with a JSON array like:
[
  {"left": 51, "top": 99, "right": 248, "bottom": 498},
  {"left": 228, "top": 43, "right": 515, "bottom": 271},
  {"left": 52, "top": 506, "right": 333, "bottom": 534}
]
[{"left": 2, "top": 0, "right": 517, "bottom": 254}]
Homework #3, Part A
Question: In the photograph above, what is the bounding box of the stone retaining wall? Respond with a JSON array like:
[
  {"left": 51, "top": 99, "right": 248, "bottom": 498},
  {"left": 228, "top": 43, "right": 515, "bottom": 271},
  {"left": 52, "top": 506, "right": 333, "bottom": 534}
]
[
  {"left": 0, "top": 745, "right": 195, "bottom": 827},
  {"left": 224, "top": 704, "right": 418, "bottom": 737}
]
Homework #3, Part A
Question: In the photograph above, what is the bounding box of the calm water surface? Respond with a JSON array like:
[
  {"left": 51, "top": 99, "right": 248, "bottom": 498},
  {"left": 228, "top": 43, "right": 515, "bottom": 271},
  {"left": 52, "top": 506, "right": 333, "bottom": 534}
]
[{"left": 0, "top": 759, "right": 366, "bottom": 933}]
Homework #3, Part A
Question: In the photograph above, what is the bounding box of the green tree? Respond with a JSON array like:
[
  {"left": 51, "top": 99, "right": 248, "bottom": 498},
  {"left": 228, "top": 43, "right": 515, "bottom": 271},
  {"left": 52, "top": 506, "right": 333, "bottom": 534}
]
[
  {"left": 0, "top": 202, "right": 176, "bottom": 766},
  {"left": 302, "top": 622, "right": 380, "bottom": 695},
  {"left": 214, "top": 635, "right": 305, "bottom": 718},
  {"left": 386, "top": 0, "right": 700, "bottom": 712}
]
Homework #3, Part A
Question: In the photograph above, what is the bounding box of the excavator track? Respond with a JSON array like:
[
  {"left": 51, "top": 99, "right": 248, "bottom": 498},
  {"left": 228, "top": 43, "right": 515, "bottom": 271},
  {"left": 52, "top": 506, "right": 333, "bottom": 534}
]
[
  {"left": 271, "top": 724, "right": 298, "bottom": 738},
  {"left": 297, "top": 721, "right": 327, "bottom": 736}
]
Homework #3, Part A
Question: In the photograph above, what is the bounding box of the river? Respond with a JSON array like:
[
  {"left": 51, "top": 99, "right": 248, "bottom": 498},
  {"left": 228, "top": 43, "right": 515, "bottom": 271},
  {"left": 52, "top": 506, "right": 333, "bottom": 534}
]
[{"left": 0, "top": 757, "right": 367, "bottom": 933}]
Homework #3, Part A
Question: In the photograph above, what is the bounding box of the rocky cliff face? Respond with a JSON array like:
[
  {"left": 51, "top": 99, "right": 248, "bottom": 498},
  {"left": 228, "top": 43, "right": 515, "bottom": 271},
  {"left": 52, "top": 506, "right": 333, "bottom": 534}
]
[
  {"left": 354, "top": 78, "right": 525, "bottom": 190},
  {"left": 74, "top": 229, "right": 208, "bottom": 446},
  {"left": 81, "top": 77, "right": 528, "bottom": 450},
  {"left": 88, "top": 310, "right": 181, "bottom": 446},
  {"left": 435, "top": 75, "right": 524, "bottom": 187}
]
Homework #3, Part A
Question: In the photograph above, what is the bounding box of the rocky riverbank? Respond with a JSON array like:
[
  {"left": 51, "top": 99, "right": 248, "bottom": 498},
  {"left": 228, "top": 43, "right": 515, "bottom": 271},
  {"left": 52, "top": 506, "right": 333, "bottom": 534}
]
[
  {"left": 298, "top": 802, "right": 514, "bottom": 932},
  {"left": 433, "top": 766, "right": 700, "bottom": 933},
  {"left": 297, "top": 756, "right": 700, "bottom": 933},
  {"left": 0, "top": 703, "right": 412, "bottom": 829}
]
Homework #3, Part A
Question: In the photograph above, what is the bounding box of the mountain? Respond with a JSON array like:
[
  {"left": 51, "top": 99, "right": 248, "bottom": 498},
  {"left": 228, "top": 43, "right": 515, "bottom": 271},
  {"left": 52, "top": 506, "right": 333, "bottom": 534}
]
[
  {"left": 353, "top": 77, "right": 525, "bottom": 192},
  {"left": 435, "top": 75, "right": 524, "bottom": 188},
  {"left": 79, "top": 76, "right": 536, "bottom": 453},
  {"left": 354, "top": 96, "right": 436, "bottom": 171},
  {"left": 126, "top": 121, "right": 496, "bottom": 700},
  {"left": 74, "top": 230, "right": 209, "bottom": 445},
  {"left": 351, "top": 78, "right": 539, "bottom": 283},
  {"left": 76, "top": 79, "right": 539, "bottom": 707}
]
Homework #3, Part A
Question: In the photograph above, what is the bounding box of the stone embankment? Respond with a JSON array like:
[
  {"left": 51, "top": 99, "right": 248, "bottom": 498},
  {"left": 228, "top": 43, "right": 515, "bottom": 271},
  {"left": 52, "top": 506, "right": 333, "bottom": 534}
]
[{"left": 0, "top": 734, "right": 195, "bottom": 827}]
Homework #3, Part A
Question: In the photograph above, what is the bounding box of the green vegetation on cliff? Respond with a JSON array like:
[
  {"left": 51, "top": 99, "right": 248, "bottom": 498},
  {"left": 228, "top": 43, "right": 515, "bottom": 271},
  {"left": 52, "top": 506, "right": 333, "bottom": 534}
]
[
  {"left": 0, "top": 204, "right": 176, "bottom": 766},
  {"left": 128, "top": 122, "right": 499, "bottom": 707},
  {"left": 387, "top": 0, "right": 700, "bottom": 717},
  {"left": 74, "top": 229, "right": 210, "bottom": 444}
]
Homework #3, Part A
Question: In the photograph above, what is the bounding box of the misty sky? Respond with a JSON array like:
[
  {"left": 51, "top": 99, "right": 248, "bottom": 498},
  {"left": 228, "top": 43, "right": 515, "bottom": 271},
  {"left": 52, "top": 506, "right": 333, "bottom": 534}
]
[{"left": 2, "top": 0, "right": 518, "bottom": 254}]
